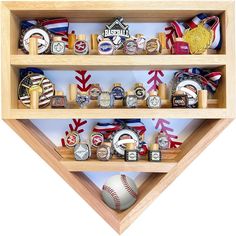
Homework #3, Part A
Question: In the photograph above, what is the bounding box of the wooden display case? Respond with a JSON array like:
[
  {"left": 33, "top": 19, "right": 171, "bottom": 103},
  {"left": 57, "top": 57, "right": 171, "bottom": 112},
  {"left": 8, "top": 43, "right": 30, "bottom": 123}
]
[{"left": 1, "top": 1, "right": 235, "bottom": 234}]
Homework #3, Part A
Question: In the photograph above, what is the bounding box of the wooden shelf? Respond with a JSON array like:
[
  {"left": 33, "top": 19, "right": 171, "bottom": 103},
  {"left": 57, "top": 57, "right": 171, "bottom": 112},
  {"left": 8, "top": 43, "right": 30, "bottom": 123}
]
[
  {"left": 57, "top": 147, "right": 180, "bottom": 172},
  {"left": 11, "top": 55, "right": 226, "bottom": 70}
]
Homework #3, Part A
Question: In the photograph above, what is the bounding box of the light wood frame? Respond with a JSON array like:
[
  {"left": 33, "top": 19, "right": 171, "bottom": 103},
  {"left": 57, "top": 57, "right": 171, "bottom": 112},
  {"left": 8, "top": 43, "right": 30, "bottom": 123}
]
[{"left": 1, "top": 0, "right": 236, "bottom": 234}]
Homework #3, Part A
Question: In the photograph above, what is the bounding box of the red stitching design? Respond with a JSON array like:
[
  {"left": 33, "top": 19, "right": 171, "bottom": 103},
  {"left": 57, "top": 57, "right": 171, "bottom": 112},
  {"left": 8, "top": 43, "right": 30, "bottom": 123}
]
[
  {"left": 103, "top": 185, "right": 121, "bottom": 211},
  {"left": 121, "top": 175, "right": 137, "bottom": 199}
]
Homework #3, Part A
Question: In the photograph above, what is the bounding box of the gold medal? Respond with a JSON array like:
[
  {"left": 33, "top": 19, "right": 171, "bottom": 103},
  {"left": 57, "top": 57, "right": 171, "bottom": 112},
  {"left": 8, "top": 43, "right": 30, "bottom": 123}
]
[{"left": 183, "top": 23, "right": 213, "bottom": 54}]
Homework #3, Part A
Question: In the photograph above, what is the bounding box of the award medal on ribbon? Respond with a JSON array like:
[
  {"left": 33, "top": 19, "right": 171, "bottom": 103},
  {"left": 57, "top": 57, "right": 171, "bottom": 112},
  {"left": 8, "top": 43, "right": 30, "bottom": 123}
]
[
  {"left": 110, "top": 127, "right": 142, "bottom": 157},
  {"left": 20, "top": 26, "right": 52, "bottom": 54},
  {"left": 65, "top": 131, "right": 81, "bottom": 148},
  {"left": 18, "top": 73, "right": 54, "bottom": 108},
  {"left": 102, "top": 17, "right": 130, "bottom": 50},
  {"left": 183, "top": 22, "right": 213, "bottom": 54}
]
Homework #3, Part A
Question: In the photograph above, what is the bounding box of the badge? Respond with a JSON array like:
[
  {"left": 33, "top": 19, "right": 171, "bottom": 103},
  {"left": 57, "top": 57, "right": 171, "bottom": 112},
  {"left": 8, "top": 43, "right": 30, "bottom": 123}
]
[
  {"left": 74, "top": 143, "right": 91, "bottom": 161},
  {"left": 90, "top": 132, "right": 104, "bottom": 148},
  {"left": 98, "top": 91, "right": 114, "bottom": 108},
  {"left": 123, "top": 39, "right": 138, "bottom": 55},
  {"left": 98, "top": 40, "right": 114, "bottom": 55},
  {"left": 65, "top": 131, "right": 80, "bottom": 148},
  {"left": 102, "top": 17, "right": 130, "bottom": 50},
  {"left": 74, "top": 40, "right": 89, "bottom": 55},
  {"left": 20, "top": 26, "right": 52, "bottom": 54},
  {"left": 146, "top": 38, "right": 161, "bottom": 55},
  {"left": 76, "top": 93, "right": 90, "bottom": 108},
  {"left": 88, "top": 84, "right": 102, "bottom": 100},
  {"left": 134, "top": 84, "right": 146, "bottom": 100},
  {"left": 18, "top": 73, "right": 54, "bottom": 108},
  {"left": 110, "top": 128, "right": 142, "bottom": 157},
  {"left": 111, "top": 84, "right": 125, "bottom": 100}
]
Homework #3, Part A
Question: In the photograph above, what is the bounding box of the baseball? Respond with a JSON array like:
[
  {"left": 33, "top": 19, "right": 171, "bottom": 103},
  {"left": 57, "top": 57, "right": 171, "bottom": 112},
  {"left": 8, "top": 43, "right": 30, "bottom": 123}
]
[{"left": 102, "top": 174, "right": 138, "bottom": 211}]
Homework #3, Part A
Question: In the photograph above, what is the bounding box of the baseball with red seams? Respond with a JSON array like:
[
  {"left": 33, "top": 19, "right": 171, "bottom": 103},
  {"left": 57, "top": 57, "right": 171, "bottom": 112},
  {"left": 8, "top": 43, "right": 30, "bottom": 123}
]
[{"left": 102, "top": 174, "right": 138, "bottom": 211}]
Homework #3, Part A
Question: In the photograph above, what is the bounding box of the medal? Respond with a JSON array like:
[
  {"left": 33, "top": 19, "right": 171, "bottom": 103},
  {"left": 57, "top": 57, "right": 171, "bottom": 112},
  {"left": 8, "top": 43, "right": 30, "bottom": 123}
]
[
  {"left": 88, "top": 84, "right": 102, "bottom": 100},
  {"left": 65, "top": 131, "right": 80, "bottom": 148},
  {"left": 111, "top": 83, "right": 125, "bottom": 100},
  {"left": 146, "top": 38, "right": 161, "bottom": 55},
  {"left": 110, "top": 128, "right": 142, "bottom": 157},
  {"left": 183, "top": 22, "right": 213, "bottom": 54},
  {"left": 134, "top": 83, "right": 146, "bottom": 100},
  {"left": 123, "top": 38, "right": 138, "bottom": 55},
  {"left": 74, "top": 143, "right": 91, "bottom": 161},
  {"left": 102, "top": 17, "right": 130, "bottom": 50},
  {"left": 20, "top": 26, "right": 52, "bottom": 54},
  {"left": 18, "top": 73, "right": 54, "bottom": 108},
  {"left": 90, "top": 132, "right": 104, "bottom": 148}
]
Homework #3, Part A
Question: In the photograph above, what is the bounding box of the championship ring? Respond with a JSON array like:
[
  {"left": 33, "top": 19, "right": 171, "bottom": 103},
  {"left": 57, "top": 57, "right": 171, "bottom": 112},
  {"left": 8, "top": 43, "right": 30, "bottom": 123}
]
[
  {"left": 98, "top": 40, "right": 114, "bottom": 55},
  {"left": 111, "top": 83, "right": 125, "bottom": 100},
  {"left": 76, "top": 93, "right": 90, "bottom": 108},
  {"left": 74, "top": 40, "right": 89, "bottom": 55},
  {"left": 183, "top": 22, "right": 213, "bottom": 54},
  {"left": 146, "top": 38, "right": 161, "bottom": 55},
  {"left": 157, "top": 132, "right": 169, "bottom": 150},
  {"left": 134, "top": 83, "right": 146, "bottom": 100},
  {"left": 96, "top": 142, "right": 112, "bottom": 161},
  {"left": 20, "top": 26, "right": 52, "bottom": 54},
  {"left": 90, "top": 132, "right": 104, "bottom": 148},
  {"left": 74, "top": 143, "right": 91, "bottom": 161},
  {"left": 123, "top": 39, "right": 138, "bottom": 55},
  {"left": 65, "top": 131, "right": 80, "bottom": 148},
  {"left": 88, "top": 84, "right": 102, "bottom": 100},
  {"left": 102, "top": 17, "right": 130, "bottom": 50},
  {"left": 98, "top": 91, "right": 114, "bottom": 108},
  {"left": 110, "top": 128, "right": 142, "bottom": 157},
  {"left": 51, "top": 95, "right": 67, "bottom": 108},
  {"left": 135, "top": 34, "right": 146, "bottom": 52},
  {"left": 18, "top": 73, "right": 54, "bottom": 108},
  {"left": 147, "top": 95, "right": 161, "bottom": 108},
  {"left": 171, "top": 72, "right": 205, "bottom": 108}
]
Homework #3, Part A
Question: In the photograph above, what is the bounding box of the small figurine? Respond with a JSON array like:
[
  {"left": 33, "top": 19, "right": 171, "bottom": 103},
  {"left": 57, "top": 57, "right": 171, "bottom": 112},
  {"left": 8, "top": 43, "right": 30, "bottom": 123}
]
[
  {"left": 123, "top": 90, "right": 138, "bottom": 108},
  {"left": 148, "top": 143, "right": 161, "bottom": 162},
  {"left": 157, "top": 132, "right": 169, "bottom": 150},
  {"left": 51, "top": 91, "right": 67, "bottom": 108},
  {"left": 98, "top": 38, "right": 114, "bottom": 55},
  {"left": 146, "top": 38, "right": 161, "bottom": 55},
  {"left": 146, "top": 90, "right": 161, "bottom": 108},
  {"left": 76, "top": 92, "right": 90, "bottom": 108},
  {"left": 74, "top": 34, "right": 89, "bottom": 55},
  {"left": 171, "top": 38, "right": 190, "bottom": 54},
  {"left": 172, "top": 90, "right": 189, "bottom": 108},
  {"left": 97, "top": 142, "right": 112, "bottom": 161},
  {"left": 98, "top": 91, "right": 114, "bottom": 108},
  {"left": 134, "top": 83, "right": 146, "bottom": 100},
  {"left": 51, "top": 36, "right": 66, "bottom": 55},
  {"left": 102, "top": 17, "right": 130, "bottom": 50},
  {"left": 74, "top": 143, "right": 91, "bottom": 161},
  {"left": 123, "top": 38, "right": 138, "bottom": 55},
  {"left": 125, "top": 143, "right": 138, "bottom": 161},
  {"left": 88, "top": 84, "right": 102, "bottom": 100}
]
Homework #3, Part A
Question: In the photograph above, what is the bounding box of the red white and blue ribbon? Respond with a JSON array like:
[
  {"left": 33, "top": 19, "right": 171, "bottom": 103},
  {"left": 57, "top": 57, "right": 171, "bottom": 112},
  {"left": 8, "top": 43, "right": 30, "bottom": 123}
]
[
  {"left": 171, "top": 13, "right": 221, "bottom": 50},
  {"left": 92, "top": 122, "right": 122, "bottom": 139},
  {"left": 183, "top": 68, "right": 222, "bottom": 93},
  {"left": 115, "top": 119, "right": 146, "bottom": 135},
  {"left": 21, "top": 20, "right": 37, "bottom": 30}
]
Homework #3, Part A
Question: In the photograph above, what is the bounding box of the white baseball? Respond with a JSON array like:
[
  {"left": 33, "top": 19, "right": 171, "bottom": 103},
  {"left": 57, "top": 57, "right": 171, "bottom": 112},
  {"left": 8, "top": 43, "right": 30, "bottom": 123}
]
[{"left": 102, "top": 174, "right": 138, "bottom": 211}]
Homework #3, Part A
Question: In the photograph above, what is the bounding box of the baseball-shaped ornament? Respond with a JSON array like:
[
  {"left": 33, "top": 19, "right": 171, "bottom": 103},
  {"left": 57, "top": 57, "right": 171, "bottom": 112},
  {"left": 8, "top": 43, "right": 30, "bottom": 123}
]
[{"left": 102, "top": 174, "right": 138, "bottom": 211}]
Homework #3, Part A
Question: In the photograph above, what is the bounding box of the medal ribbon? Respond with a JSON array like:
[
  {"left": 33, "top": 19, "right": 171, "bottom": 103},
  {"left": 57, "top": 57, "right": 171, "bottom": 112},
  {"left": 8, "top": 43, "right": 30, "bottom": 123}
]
[
  {"left": 115, "top": 119, "right": 146, "bottom": 135},
  {"left": 183, "top": 68, "right": 222, "bottom": 93},
  {"left": 92, "top": 122, "right": 122, "bottom": 139},
  {"left": 171, "top": 13, "right": 221, "bottom": 50}
]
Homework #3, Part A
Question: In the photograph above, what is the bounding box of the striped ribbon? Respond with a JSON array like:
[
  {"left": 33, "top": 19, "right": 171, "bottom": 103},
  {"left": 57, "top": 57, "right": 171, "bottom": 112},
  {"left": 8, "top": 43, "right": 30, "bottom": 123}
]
[
  {"left": 171, "top": 13, "right": 221, "bottom": 50},
  {"left": 114, "top": 119, "right": 146, "bottom": 135},
  {"left": 20, "top": 67, "right": 44, "bottom": 81},
  {"left": 183, "top": 68, "right": 222, "bottom": 93}
]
